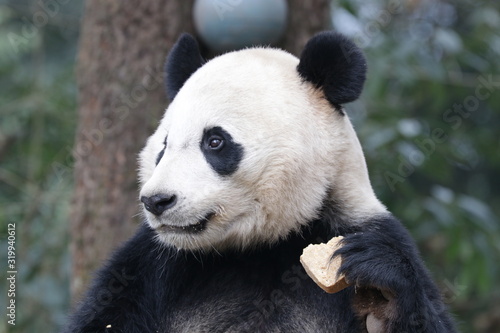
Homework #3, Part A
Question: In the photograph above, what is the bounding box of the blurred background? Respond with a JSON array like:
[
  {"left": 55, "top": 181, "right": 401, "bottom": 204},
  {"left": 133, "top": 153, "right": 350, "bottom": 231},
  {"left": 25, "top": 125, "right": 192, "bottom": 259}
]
[{"left": 0, "top": 0, "right": 499, "bottom": 332}]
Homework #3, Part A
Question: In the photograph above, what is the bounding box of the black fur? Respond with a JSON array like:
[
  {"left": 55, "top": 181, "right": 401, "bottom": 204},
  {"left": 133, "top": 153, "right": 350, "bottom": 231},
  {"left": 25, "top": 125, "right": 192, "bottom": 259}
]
[
  {"left": 155, "top": 136, "right": 167, "bottom": 165},
  {"left": 201, "top": 126, "right": 244, "bottom": 177},
  {"left": 61, "top": 210, "right": 456, "bottom": 332},
  {"left": 297, "top": 31, "right": 367, "bottom": 109},
  {"left": 155, "top": 149, "right": 164, "bottom": 165},
  {"left": 165, "top": 34, "right": 204, "bottom": 101}
]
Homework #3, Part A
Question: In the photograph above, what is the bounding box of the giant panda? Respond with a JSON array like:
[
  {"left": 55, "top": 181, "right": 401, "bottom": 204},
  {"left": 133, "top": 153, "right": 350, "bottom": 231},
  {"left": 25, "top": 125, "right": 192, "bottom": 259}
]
[{"left": 62, "top": 31, "right": 457, "bottom": 333}]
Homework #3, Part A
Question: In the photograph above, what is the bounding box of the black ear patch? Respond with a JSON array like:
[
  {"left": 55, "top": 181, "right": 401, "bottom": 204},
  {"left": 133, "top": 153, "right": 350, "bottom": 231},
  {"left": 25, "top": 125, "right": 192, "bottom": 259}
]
[
  {"left": 164, "top": 33, "right": 205, "bottom": 101},
  {"left": 297, "top": 31, "right": 367, "bottom": 109}
]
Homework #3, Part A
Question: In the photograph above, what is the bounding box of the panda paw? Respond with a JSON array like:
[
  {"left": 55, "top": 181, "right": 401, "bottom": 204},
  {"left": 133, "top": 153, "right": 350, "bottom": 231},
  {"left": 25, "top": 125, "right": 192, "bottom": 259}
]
[
  {"left": 332, "top": 216, "right": 457, "bottom": 332},
  {"left": 333, "top": 225, "right": 419, "bottom": 296}
]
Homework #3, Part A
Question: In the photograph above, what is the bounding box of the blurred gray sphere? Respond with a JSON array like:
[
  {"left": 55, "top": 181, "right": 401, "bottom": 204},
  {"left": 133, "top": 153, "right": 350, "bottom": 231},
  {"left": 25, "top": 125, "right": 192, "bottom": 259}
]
[{"left": 193, "top": 0, "right": 288, "bottom": 53}]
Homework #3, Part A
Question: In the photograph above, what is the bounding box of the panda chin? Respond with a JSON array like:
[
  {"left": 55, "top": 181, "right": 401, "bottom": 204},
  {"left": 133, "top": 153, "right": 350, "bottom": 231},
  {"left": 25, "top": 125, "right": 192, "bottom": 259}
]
[{"left": 156, "top": 212, "right": 215, "bottom": 234}]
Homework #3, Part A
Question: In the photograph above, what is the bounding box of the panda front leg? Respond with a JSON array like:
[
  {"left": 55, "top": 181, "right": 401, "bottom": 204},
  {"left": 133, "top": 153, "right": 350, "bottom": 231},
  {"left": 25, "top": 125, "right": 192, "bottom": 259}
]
[{"left": 333, "top": 215, "right": 457, "bottom": 333}]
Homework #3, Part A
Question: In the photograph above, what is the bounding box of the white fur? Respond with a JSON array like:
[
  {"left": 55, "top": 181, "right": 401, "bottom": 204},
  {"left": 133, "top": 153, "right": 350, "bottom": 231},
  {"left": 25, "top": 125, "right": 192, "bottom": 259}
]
[{"left": 138, "top": 47, "right": 386, "bottom": 251}]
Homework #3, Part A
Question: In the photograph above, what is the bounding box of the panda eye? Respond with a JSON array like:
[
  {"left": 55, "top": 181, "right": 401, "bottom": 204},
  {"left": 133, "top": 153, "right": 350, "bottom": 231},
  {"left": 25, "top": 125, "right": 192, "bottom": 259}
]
[
  {"left": 201, "top": 126, "right": 243, "bottom": 176},
  {"left": 208, "top": 136, "right": 224, "bottom": 150}
]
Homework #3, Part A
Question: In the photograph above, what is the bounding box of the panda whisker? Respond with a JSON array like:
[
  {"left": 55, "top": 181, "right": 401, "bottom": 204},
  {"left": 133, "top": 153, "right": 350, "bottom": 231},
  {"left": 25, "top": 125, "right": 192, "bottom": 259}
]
[
  {"left": 132, "top": 211, "right": 144, "bottom": 220},
  {"left": 214, "top": 205, "right": 228, "bottom": 222},
  {"left": 157, "top": 246, "right": 172, "bottom": 278},
  {"left": 189, "top": 242, "right": 205, "bottom": 265},
  {"left": 209, "top": 244, "right": 222, "bottom": 257}
]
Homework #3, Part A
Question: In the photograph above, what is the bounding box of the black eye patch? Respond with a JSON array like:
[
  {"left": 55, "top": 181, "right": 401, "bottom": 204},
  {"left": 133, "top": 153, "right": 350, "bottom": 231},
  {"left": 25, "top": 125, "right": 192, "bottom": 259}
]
[
  {"left": 155, "top": 136, "right": 167, "bottom": 165},
  {"left": 201, "top": 126, "right": 244, "bottom": 176}
]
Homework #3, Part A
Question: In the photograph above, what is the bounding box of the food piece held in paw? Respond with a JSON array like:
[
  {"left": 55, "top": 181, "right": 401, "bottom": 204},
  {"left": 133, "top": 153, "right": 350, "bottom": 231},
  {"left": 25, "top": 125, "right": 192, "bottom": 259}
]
[{"left": 300, "top": 236, "right": 350, "bottom": 293}]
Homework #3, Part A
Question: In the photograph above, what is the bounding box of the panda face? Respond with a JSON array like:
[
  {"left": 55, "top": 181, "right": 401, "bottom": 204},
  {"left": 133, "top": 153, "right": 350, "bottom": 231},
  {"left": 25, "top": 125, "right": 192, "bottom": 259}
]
[
  {"left": 138, "top": 34, "right": 386, "bottom": 251},
  {"left": 139, "top": 49, "right": 333, "bottom": 250}
]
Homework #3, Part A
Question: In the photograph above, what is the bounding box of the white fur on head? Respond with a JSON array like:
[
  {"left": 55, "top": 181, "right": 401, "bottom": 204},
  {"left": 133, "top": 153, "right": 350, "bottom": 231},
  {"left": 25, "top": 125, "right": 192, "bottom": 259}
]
[{"left": 138, "top": 47, "right": 385, "bottom": 251}]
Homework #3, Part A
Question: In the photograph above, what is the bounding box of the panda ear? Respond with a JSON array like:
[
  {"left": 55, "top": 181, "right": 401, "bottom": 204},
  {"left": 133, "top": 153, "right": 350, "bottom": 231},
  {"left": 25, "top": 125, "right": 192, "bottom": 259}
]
[
  {"left": 297, "top": 31, "right": 367, "bottom": 109},
  {"left": 164, "top": 33, "right": 205, "bottom": 101}
]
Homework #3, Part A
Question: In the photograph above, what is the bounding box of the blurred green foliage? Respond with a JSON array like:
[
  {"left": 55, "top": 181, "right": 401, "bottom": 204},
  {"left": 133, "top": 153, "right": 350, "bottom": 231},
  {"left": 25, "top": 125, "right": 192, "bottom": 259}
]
[
  {"left": 0, "top": 0, "right": 498, "bottom": 332},
  {"left": 0, "top": 1, "right": 83, "bottom": 332}
]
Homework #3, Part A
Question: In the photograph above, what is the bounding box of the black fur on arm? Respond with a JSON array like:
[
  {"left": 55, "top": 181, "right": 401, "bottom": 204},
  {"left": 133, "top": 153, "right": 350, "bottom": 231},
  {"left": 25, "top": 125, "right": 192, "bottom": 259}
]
[
  {"left": 60, "top": 225, "right": 165, "bottom": 333},
  {"left": 333, "top": 215, "right": 457, "bottom": 333}
]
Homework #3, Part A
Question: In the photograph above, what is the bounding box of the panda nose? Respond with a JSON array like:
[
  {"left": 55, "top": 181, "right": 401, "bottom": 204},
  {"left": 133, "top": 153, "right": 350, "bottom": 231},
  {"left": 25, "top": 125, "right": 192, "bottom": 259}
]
[{"left": 141, "top": 194, "right": 177, "bottom": 216}]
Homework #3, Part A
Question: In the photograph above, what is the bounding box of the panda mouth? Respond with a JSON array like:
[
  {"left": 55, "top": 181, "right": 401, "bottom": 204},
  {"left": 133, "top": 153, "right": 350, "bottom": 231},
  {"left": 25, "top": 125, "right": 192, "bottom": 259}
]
[{"left": 157, "top": 212, "right": 215, "bottom": 234}]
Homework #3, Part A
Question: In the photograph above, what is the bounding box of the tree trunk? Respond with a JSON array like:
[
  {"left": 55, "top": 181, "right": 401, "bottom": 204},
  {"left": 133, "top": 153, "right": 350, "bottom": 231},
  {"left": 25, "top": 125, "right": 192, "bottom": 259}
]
[
  {"left": 71, "top": 0, "right": 195, "bottom": 301},
  {"left": 280, "top": 0, "right": 332, "bottom": 56},
  {"left": 70, "top": 0, "right": 331, "bottom": 302}
]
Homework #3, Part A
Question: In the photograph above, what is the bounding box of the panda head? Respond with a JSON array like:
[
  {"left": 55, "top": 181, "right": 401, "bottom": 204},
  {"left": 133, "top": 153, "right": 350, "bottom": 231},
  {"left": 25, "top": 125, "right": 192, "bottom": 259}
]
[{"left": 139, "top": 32, "right": 386, "bottom": 251}]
